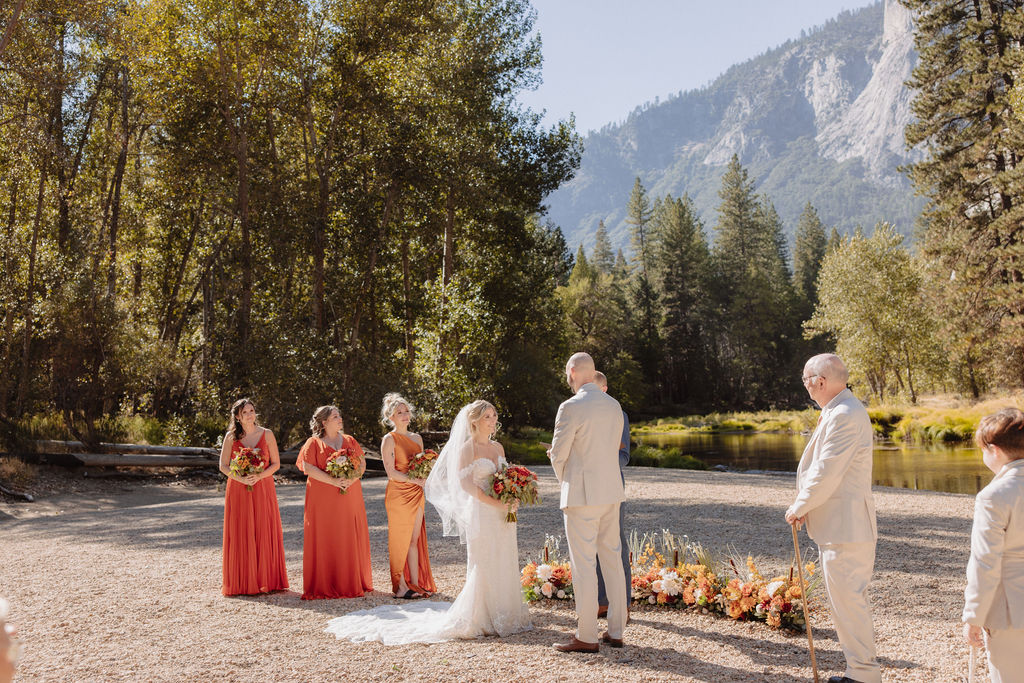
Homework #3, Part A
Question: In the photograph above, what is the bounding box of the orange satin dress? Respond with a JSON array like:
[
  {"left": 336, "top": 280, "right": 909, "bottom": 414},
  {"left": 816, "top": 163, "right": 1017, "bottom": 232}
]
[
  {"left": 222, "top": 430, "right": 289, "bottom": 596},
  {"left": 385, "top": 431, "right": 437, "bottom": 595},
  {"left": 296, "top": 434, "right": 373, "bottom": 599}
]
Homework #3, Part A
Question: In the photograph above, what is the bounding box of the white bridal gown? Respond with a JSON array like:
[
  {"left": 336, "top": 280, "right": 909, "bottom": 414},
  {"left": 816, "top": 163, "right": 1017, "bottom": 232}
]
[{"left": 324, "top": 456, "right": 532, "bottom": 644}]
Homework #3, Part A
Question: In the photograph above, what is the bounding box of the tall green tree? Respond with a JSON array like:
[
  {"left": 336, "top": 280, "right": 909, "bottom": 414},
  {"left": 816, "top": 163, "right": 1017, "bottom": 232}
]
[
  {"left": 592, "top": 220, "right": 614, "bottom": 274},
  {"left": 711, "top": 155, "right": 800, "bottom": 406},
  {"left": 806, "top": 224, "right": 944, "bottom": 402},
  {"left": 650, "top": 194, "right": 716, "bottom": 406},
  {"left": 792, "top": 202, "right": 828, "bottom": 309},
  {"left": 903, "top": 0, "right": 1024, "bottom": 388}
]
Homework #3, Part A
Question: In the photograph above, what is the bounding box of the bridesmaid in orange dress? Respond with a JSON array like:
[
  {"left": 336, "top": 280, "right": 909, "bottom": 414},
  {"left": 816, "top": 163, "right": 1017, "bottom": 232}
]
[
  {"left": 380, "top": 393, "right": 437, "bottom": 599},
  {"left": 218, "top": 398, "right": 289, "bottom": 596},
  {"left": 297, "top": 405, "right": 373, "bottom": 599}
]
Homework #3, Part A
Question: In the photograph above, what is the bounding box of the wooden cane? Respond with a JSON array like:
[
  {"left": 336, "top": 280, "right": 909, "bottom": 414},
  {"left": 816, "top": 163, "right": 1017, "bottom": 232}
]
[
  {"left": 968, "top": 644, "right": 976, "bottom": 683},
  {"left": 792, "top": 524, "right": 820, "bottom": 683}
]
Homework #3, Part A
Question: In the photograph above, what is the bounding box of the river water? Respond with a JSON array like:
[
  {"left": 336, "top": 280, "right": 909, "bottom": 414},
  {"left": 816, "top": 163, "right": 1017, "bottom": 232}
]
[{"left": 634, "top": 432, "right": 992, "bottom": 495}]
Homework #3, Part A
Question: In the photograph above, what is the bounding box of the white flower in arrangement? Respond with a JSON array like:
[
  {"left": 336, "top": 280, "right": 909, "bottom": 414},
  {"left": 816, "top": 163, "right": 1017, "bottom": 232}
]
[
  {"left": 651, "top": 580, "right": 664, "bottom": 593},
  {"left": 767, "top": 580, "right": 784, "bottom": 597},
  {"left": 755, "top": 604, "right": 765, "bottom": 616},
  {"left": 541, "top": 582, "right": 555, "bottom": 598},
  {"left": 791, "top": 599, "right": 801, "bottom": 610},
  {"left": 536, "top": 564, "right": 554, "bottom": 581},
  {"left": 693, "top": 588, "right": 704, "bottom": 602},
  {"left": 556, "top": 590, "right": 566, "bottom": 599},
  {"left": 661, "top": 577, "right": 682, "bottom": 596},
  {"left": 648, "top": 595, "right": 656, "bottom": 604}
]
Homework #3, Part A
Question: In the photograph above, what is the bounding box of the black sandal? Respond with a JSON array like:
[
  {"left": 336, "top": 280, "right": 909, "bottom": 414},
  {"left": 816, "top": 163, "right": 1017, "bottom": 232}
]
[{"left": 397, "top": 590, "right": 422, "bottom": 599}]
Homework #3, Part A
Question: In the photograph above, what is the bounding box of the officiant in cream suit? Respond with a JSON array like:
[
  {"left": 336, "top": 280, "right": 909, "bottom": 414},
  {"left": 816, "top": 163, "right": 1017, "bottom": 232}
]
[
  {"left": 547, "top": 352, "right": 628, "bottom": 653},
  {"left": 785, "top": 353, "right": 881, "bottom": 683}
]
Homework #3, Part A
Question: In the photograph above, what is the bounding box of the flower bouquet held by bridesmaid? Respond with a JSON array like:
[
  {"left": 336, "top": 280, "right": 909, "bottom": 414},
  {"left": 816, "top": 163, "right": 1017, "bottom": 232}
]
[
  {"left": 380, "top": 393, "right": 437, "bottom": 599},
  {"left": 219, "top": 399, "right": 288, "bottom": 596},
  {"left": 297, "top": 405, "right": 373, "bottom": 600}
]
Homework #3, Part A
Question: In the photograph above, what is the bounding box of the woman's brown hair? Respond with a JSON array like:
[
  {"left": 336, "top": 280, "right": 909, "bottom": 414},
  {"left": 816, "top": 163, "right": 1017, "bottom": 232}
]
[{"left": 228, "top": 398, "right": 256, "bottom": 442}]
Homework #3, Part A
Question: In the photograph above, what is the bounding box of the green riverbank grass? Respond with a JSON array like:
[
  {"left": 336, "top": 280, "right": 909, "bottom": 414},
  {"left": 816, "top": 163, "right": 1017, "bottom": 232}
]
[{"left": 634, "top": 394, "right": 1024, "bottom": 445}]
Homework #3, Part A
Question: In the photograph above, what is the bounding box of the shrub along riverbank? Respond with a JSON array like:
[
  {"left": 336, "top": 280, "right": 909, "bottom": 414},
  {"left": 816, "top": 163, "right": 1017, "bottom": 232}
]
[{"left": 633, "top": 395, "right": 1024, "bottom": 445}]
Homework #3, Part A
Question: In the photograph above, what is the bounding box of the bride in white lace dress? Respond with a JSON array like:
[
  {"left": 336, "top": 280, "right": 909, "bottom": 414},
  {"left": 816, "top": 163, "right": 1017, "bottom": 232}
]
[{"left": 324, "top": 400, "right": 532, "bottom": 644}]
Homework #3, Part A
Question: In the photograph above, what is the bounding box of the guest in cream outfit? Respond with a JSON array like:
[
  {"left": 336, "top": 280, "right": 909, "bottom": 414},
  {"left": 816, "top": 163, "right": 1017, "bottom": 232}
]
[
  {"left": 785, "top": 353, "right": 881, "bottom": 683},
  {"left": 963, "top": 407, "right": 1024, "bottom": 683},
  {"left": 547, "top": 352, "right": 628, "bottom": 653}
]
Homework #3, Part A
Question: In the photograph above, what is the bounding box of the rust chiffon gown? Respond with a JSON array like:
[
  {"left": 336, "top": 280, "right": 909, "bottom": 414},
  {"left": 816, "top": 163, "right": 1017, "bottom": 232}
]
[
  {"left": 222, "top": 430, "right": 289, "bottom": 596},
  {"left": 385, "top": 431, "right": 437, "bottom": 595},
  {"left": 297, "top": 434, "right": 373, "bottom": 599}
]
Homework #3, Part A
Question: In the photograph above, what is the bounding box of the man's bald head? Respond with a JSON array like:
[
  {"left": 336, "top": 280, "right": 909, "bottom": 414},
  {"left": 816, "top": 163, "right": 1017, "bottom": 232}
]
[{"left": 565, "top": 352, "right": 596, "bottom": 391}]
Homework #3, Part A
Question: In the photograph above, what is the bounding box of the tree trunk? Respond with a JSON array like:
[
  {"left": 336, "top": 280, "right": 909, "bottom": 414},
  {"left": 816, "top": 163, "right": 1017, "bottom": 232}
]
[
  {"left": 1, "top": 175, "right": 19, "bottom": 413},
  {"left": 402, "top": 238, "right": 414, "bottom": 364},
  {"left": 0, "top": 0, "right": 26, "bottom": 58},
  {"left": 107, "top": 66, "right": 131, "bottom": 298},
  {"left": 237, "top": 132, "right": 252, "bottom": 349},
  {"left": 202, "top": 269, "right": 212, "bottom": 384},
  {"left": 16, "top": 168, "right": 46, "bottom": 413}
]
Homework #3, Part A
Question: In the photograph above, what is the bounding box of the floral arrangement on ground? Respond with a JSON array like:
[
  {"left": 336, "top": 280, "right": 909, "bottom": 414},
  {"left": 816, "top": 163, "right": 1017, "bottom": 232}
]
[{"left": 520, "top": 530, "right": 821, "bottom": 632}]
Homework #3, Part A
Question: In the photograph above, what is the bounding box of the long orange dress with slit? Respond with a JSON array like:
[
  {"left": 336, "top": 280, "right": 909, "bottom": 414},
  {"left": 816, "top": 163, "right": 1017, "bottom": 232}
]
[
  {"left": 297, "top": 434, "right": 373, "bottom": 599},
  {"left": 385, "top": 431, "right": 437, "bottom": 595},
  {"left": 222, "top": 430, "right": 289, "bottom": 596}
]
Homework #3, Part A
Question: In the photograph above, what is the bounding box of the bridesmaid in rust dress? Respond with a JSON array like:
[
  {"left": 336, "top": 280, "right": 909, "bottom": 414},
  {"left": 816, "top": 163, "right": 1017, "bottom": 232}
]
[
  {"left": 218, "top": 398, "right": 288, "bottom": 596},
  {"left": 380, "top": 393, "right": 437, "bottom": 599},
  {"left": 296, "top": 405, "right": 373, "bottom": 599}
]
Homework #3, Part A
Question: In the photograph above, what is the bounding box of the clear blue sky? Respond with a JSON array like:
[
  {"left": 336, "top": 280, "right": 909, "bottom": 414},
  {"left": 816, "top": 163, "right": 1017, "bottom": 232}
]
[{"left": 518, "top": 0, "right": 876, "bottom": 134}]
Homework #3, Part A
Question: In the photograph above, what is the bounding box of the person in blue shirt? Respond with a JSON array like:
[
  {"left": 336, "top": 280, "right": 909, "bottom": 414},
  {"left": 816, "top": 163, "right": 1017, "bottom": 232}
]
[{"left": 593, "top": 370, "right": 631, "bottom": 620}]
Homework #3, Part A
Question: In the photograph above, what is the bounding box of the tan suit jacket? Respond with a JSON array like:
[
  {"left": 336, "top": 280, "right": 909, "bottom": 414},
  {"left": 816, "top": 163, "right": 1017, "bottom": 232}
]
[
  {"left": 548, "top": 383, "right": 625, "bottom": 509},
  {"left": 788, "top": 388, "right": 876, "bottom": 545},
  {"left": 963, "top": 458, "right": 1024, "bottom": 630}
]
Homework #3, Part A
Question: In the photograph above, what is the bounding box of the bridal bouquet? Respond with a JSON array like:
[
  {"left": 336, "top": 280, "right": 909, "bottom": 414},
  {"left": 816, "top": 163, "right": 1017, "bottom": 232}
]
[
  {"left": 406, "top": 448, "right": 439, "bottom": 480},
  {"left": 229, "top": 447, "right": 264, "bottom": 491},
  {"left": 325, "top": 447, "right": 361, "bottom": 494},
  {"left": 487, "top": 463, "right": 540, "bottom": 522}
]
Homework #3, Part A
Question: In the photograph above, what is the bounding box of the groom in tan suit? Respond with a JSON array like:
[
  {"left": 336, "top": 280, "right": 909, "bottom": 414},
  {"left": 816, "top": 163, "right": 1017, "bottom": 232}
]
[
  {"left": 548, "top": 352, "right": 628, "bottom": 652},
  {"left": 786, "top": 353, "right": 881, "bottom": 683}
]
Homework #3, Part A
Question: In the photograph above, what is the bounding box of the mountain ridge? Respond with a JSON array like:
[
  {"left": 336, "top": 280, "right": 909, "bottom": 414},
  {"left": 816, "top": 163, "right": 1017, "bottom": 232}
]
[{"left": 546, "top": 0, "right": 925, "bottom": 253}]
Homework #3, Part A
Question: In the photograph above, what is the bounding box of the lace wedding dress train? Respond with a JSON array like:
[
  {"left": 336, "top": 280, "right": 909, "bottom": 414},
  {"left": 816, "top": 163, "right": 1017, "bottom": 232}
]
[{"left": 324, "top": 456, "right": 532, "bottom": 644}]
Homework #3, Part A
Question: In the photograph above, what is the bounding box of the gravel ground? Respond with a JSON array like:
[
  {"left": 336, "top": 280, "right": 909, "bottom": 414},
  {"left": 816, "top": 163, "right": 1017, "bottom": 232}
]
[{"left": 0, "top": 465, "right": 979, "bottom": 682}]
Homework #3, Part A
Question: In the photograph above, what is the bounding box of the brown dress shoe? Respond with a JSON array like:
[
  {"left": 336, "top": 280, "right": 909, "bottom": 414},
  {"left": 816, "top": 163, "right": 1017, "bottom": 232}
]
[
  {"left": 553, "top": 636, "right": 599, "bottom": 653},
  {"left": 600, "top": 631, "right": 624, "bottom": 648},
  {"left": 597, "top": 605, "right": 608, "bottom": 619}
]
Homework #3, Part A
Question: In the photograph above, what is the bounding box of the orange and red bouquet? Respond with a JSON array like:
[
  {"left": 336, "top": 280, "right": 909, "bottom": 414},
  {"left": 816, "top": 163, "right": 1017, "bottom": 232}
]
[
  {"left": 406, "top": 448, "right": 439, "bottom": 480},
  {"left": 487, "top": 463, "right": 540, "bottom": 522},
  {"left": 324, "top": 447, "right": 361, "bottom": 494},
  {"left": 229, "top": 446, "right": 264, "bottom": 491}
]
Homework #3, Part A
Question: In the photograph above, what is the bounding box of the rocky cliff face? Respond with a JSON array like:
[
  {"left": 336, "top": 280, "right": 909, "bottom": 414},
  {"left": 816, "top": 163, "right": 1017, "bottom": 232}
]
[
  {"left": 816, "top": 0, "right": 919, "bottom": 182},
  {"left": 545, "top": 0, "right": 924, "bottom": 251}
]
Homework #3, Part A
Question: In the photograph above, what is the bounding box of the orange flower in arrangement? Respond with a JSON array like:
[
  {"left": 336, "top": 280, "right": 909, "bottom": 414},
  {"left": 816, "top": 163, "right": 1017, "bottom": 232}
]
[
  {"left": 787, "top": 585, "right": 803, "bottom": 600},
  {"left": 726, "top": 600, "right": 745, "bottom": 619},
  {"left": 324, "top": 447, "right": 361, "bottom": 494},
  {"left": 682, "top": 583, "right": 696, "bottom": 605},
  {"left": 548, "top": 565, "right": 573, "bottom": 589},
  {"left": 766, "top": 612, "right": 782, "bottom": 629},
  {"left": 406, "top": 448, "right": 439, "bottom": 480},
  {"left": 229, "top": 446, "right": 265, "bottom": 491},
  {"left": 521, "top": 562, "right": 538, "bottom": 587}
]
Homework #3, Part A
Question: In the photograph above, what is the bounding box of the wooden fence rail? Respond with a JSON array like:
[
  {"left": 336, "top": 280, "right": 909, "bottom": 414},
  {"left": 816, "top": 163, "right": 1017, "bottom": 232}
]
[{"left": 5, "top": 440, "right": 387, "bottom": 472}]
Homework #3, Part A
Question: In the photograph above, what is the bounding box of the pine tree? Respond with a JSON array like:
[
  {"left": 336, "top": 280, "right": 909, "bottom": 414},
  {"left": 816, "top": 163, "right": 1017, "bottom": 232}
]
[
  {"left": 626, "top": 177, "right": 654, "bottom": 277},
  {"left": 792, "top": 202, "right": 828, "bottom": 308},
  {"left": 903, "top": 0, "right": 1024, "bottom": 387},
  {"left": 711, "top": 156, "right": 799, "bottom": 406},
  {"left": 651, "top": 194, "right": 715, "bottom": 405},
  {"left": 592, "top": 220, "right": 615, "bottom": 274}
]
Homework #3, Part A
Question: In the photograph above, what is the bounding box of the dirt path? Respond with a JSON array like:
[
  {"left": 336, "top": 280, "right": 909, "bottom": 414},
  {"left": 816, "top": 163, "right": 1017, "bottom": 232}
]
[{"left": 0, "top": 466, "right": 978, "bottom": 681}]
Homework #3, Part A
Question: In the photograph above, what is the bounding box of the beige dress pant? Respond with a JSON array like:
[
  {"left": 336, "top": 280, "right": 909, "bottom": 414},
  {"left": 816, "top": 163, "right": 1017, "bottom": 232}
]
[
  {"left": 820, "top": 541, "right": 882, "bottom": 683},
  {"left": 984, "top": 627, "right": 1024, "bottom": 683},
  {"left": 563, "top": 502, "right": 627, "bottom": 643}
]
